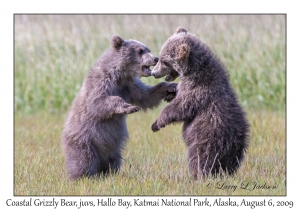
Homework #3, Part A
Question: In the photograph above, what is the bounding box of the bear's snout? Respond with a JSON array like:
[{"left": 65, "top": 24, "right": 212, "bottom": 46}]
[{"left": 154, "top": 57, "right": 159, "bottom": 63}]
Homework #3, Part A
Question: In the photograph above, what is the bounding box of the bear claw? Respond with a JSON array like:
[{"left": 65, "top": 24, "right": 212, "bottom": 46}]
[
  {"left": 164, "top": 92, "right": 176, "bottom": 102},
  {"left": 126, "top": 106, "right": 140, "bottom": 114},
  {"left": 166, "top": 83, "right": 178, "bottom": 93}
]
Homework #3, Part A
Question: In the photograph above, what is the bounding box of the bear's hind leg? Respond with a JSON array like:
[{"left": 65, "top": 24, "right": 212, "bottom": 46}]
[
  {"left": 219, "top": 150, "right": 244, "bottom": 176},
  {"left": 108, "top": 151, "right": 122, "bottom": 174},
  {"left": 98, "top": 151, "right": 122, "bottom": 175},
  {"left": 187, "top": 146, "right": 223, "bottom": 180},
  {"left": 187, "top": 147, "right": 205, "bottom": 180},
  {"left": 65, "top": 142, "right": 100, "bottom": 180}
]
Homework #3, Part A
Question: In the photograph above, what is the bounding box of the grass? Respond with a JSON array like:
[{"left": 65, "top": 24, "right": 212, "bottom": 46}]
[
  {"left": 14, "top": 15, "right": 286, "bottom": 195},
  {"left": 15, "top": 15, "right": 285, "bottom": 113},
  {"left": 14, "top": 109, "right": 285, "bottom": 195}
]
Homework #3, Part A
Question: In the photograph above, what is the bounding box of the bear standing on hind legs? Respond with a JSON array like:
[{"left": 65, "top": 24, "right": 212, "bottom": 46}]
[
  {"left": 151, "top": 28, "right": 250, "bottom": 179},
  {"left": 62, "top": 35, "right": 177, "bottom": 180}
]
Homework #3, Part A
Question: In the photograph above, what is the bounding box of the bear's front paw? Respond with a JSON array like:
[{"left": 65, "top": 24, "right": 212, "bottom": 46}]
[
  {"left": 151, "top": 120, "right": 160, "bottom": 132},
  {"left": 125, "top": 106, "right": 140, "bottom": 114},
  {"left": 166, "top": 83, "right": 178, "bottom": 93},
  {"left": 164, "top": 92, "right": 176, "bottom": 102}
]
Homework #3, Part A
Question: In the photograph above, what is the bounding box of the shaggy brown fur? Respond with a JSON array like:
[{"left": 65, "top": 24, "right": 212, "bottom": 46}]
[
  {"left": 62, "top": 35, "right": 177, "bottom": 179},
  {"left": 151, "top": 27, "right": 249, "bottom": 179}
]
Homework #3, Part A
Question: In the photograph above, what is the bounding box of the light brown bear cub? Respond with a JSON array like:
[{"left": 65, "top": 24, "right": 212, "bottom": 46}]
[
  {"left": 62, "top": 35, "right": 177, "bottom": 179},
  {"left": 151, "top": 28, "right": 249, "bottom": 179}
]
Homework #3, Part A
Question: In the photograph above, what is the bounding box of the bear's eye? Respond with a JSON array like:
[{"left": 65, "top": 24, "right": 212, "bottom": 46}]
[{"left": 138, "top": 49, "right": 144, "bottom": 55}]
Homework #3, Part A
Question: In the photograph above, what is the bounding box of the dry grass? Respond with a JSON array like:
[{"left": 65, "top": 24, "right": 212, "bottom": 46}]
[{"left": 14, "top": 109, "right": 285, "bottom": 195}]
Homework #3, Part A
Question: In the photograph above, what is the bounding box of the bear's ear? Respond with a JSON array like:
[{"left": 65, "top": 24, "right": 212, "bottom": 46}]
[
  {"left": 176, "top": 43, "right": 190, "bottom": 61},
  {"left": 112, "top": 35, "right": 124, "bottom": 50},
  {"left": 176, "top": 27, "right": 188, "bottom": 34}
]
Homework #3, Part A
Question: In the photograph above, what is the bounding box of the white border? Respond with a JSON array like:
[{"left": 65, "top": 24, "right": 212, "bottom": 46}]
[{"left": 2, "top": 1, "right": 299, "bottom": 209}]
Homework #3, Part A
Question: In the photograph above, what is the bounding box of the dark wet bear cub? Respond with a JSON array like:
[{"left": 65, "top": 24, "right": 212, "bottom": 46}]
[
  {"left": 151, "top": 28, "right": 249, "bottom": 179},
  {"left": 62, "top": 35, "right": 177, "bottom": 180}
]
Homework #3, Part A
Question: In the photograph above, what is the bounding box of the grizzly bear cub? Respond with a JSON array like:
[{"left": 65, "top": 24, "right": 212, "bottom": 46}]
[
  {"left": 62, "top": 35, "right": 177, "bottom": 179},
  {"left": 151, "top": 28, "right": 249, "bottom": 179}
]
